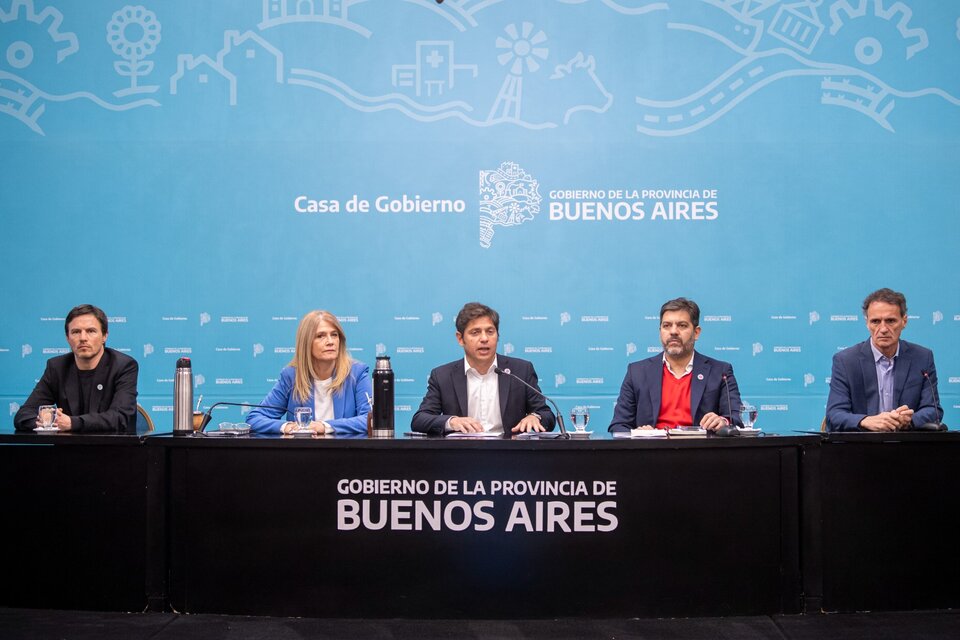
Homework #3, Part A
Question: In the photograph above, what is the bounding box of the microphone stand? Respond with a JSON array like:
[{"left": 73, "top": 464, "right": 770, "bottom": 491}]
[
  {"left": 197, "top": 401, "right": 288, "bottom": 433},
  {"left": 714, "top": 373, "right": 740, "bottom": 437},
  {"left": 494, "top": 367, "right": 569, "bottom": 439},
  {"left": 916, "top": 371, "right": 948, "bottom": 432}
]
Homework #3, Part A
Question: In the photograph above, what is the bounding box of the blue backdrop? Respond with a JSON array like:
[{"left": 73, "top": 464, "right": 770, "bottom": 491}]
[{"left": 2, "top": 0, "right": 958, "bottom": 433}]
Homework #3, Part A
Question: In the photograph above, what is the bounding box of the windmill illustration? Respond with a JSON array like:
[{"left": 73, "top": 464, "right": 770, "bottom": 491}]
[{"left": 487, "top": 22, "right": 548, "bottom": 122}]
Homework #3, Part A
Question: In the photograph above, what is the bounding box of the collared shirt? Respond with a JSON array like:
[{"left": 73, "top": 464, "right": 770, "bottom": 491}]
[
  {"left": 462, "top": 357, "right": 503, "bottom": 435},
  {"left": 662, "top": 354, "right": 695, "bottom": 380},
  {"left": 870, "top": 341, "right": 900, "bottom": 413}
]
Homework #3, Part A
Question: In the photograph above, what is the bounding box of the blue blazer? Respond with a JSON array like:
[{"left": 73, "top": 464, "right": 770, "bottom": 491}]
[
  {"left": 410, "top": 354, "right": 556, "bottom": 437},
  {"left": 247, "top": 361, "right": 372, "bottom": 435},
  {"left": 825, "top": 339, "right": 942, "bottom": 431},
  {"left": 608, "top": 351, "right": 742, "bottom": 432}
]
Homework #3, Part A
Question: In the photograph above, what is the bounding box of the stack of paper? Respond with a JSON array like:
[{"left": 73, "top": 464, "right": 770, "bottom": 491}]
[
  {"left": 667, "top": 426, "right": 708, "bottom": 437},
  {"left": 611, "top": 428, "right": 667, "bottom": 439}
]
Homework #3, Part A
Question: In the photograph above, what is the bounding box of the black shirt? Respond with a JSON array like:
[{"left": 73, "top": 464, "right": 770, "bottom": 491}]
[{"left": 77, "top": 368, "right": 96, "bottom": 416}]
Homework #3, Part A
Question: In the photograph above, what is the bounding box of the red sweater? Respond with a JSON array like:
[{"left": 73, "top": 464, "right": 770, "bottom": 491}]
[{"left": 656, "top": 363, "right": 693, "bottom": 429}]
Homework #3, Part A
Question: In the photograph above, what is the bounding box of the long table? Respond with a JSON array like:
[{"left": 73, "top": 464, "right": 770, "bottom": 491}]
[
  {"left": 3, "top": 428, "right": 958, "bottom": 617},
  {"left": 0, "top": 431, "right": 148, "bottom": 611},
  {"left": 149, "top": 433, "right": 810, "bottom": 618},
  {"left": 814, "top": 431, "right": 960, "bottom": 612}
]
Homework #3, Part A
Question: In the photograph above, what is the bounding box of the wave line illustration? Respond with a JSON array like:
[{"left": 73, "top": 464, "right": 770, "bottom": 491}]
[
  {"left": 667, "top": 22, "right": 756, "bottom": 56},
  {"left": 403, "top": 0, "right": 478, "bottom": 32},
  {"left": 0, "top": 70, "right": 158, "bottom": 135},
  {"left": 40, "top": 90, "right": 159, "bottom": 110},
  {"left": 288, "top": 68, "right": 557, "bottom": 129},
  {"left": 557, "top": 0, "right": 669, "bottom": 15},
  {"left": 290, "top": 68, "right": 474, "bottom": 112}
]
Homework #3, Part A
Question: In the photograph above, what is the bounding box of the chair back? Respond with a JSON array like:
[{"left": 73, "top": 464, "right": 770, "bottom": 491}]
[{"left": 136, "top": 403, "right": 155, "bottom": 432}]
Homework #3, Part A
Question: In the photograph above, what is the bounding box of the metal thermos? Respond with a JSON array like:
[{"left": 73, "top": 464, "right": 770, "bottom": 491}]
[
  {"left": 173, "top": 357, "right": 194, "bottom": 435},
  {"left": 371, "top": 356, "right": 394, "bottom": 438}
]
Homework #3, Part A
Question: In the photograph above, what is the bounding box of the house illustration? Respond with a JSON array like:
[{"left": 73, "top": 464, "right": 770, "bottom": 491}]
[
  {"left": 170, "top": 55, "right": 237, "bottom": 105},
  {"left": 170, "top": 31, "right": 283, "bottom": 106}
]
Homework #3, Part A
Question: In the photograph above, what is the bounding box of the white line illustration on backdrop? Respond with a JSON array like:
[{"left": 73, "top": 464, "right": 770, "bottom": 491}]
[
  {"left": 288, "top": 20, "right": 612, "bottom": 129},
  {"left": 170, "top": 31, "right": 284, "bottom": 106},
  {"left": 107, "top": 5, "right": 161, "bottom": 98},
  {"left": 634, "top": 0, "right": 958, "bottom": 136},
  {"left": 0, "top": 1, "right": 158, "bottom": 135}
]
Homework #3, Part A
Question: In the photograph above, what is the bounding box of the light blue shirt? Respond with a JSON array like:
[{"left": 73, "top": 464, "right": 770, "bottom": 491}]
[{"left": 869, "top": 341, "right": 900, "bottom": 413}]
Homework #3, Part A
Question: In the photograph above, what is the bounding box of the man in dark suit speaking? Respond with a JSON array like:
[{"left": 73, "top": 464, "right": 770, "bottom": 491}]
[
  {"left": 14, "top": 304, "right": 139, "bottom": 433},
  {"left": 412, "top": 302, "right": 555, "bottom": 437},
  {"left": 825, "top": 288, "right": 942, "bottom": 432},
  {"left": 608, "top": 297, "right": 741, "bottom": 432}
]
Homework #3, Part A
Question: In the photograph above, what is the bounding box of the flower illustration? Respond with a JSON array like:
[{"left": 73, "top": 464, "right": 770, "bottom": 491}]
[{"left": 106, "top": 5, "right": 161, "bottom": 95}]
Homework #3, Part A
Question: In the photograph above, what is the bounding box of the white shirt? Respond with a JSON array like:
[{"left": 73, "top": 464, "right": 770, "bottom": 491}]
[
  {"left": 461, "top": 357, "right": 503, "bottom": 434},
  {"left": 313, "top": 378, "right": 335, "bottom": 422},
  {"left": 662, "top": 354, "right": 695, "bottom": 380}
]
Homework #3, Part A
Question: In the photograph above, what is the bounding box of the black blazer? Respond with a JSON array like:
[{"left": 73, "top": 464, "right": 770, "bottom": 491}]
[
  {"left": 14, "top": 348, "right": 139, "bottom": 433},
  {"left": 411, "top": 354, "right": 555, "bottom": 437}
]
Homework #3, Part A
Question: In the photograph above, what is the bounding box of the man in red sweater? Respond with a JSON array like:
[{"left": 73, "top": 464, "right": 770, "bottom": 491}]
[{"left": 608, "top": 298, "right": 742, "bottom": 432}]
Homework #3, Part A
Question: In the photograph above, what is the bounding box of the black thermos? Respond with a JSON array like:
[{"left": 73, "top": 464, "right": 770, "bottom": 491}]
[{"left": 371, "top": 356, "right": 394, "bottom": 437}]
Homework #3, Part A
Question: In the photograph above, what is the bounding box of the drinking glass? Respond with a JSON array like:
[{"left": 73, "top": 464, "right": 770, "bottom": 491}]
[
  {"left": 38, "top": 404, "right": 57, "bottom": 429},
  {"left": 192, "top": 411, "right": 205, "bottom": 436},
  {"left": 570, "top": 406, "right": 590, "bottom": 432},
  {"left": 739, "top": 403, "right": 759, "bottom": 429},
  {"left": 294, "top": 407, "right": 313, "bottom": 432}
]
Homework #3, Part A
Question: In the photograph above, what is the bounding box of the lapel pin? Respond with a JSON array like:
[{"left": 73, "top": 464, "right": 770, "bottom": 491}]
[
  {"left": 97, "top": 384, "right": 103, "bottom": 391},
  {"left": 697, "top": 374, "right": 704, "bottom": 381}
]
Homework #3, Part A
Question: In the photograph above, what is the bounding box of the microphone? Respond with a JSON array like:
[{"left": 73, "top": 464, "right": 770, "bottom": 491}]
[
  {"left": 914, "top": 370, "right": 948, "bottom": 432},
  {"left": 493, "top": 367, "right": 569, "bottom": 439},
  {"left": 713, "top": 372, "right": 740, "bottom": 437},
  {"left": 722, "top": 372, "right": 737, "bottom": 427},
  {"left": 197, "top": 401, "right": 288, "bottom": 433}
]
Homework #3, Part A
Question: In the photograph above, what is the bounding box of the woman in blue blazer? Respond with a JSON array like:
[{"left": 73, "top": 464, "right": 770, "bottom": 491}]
[{"left": 247, "top": 310, "right": 371, "bottom": 435}]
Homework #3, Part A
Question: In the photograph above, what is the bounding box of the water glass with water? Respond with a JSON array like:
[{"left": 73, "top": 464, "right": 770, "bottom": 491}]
[
  {"left": 570, "top": 405, "right": 590, "bottom": 432},
  {"left": 739, "top": 403, "right": 759, "bottom": 429},
  {"left": 294, "top": 407, "right": 313, "bottom": 431}
]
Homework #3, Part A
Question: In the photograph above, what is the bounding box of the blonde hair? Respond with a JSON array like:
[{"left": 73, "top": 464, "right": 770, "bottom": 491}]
[{"left": 290, "top": 310, "right": 353, "bottom": 402}]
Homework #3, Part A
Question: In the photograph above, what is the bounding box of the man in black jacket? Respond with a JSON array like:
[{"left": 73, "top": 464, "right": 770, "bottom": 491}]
[
  {"left": 14, "top": 304, "right": 139, "bottom": 433},
  {"left": 411, "top": 302, "right": 555, "bottom": 437}
]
